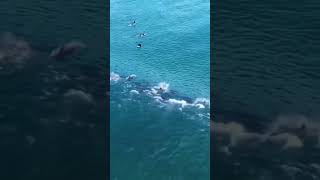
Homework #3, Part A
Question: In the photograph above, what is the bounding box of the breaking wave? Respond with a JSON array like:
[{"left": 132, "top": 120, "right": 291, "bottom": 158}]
[{"left": 110, "top": 72, "right": 210, "bottom": 115}]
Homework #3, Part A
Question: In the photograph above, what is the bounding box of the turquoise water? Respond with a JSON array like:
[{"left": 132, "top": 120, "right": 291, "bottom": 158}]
[
  {"left": 111, "top": 0, "right": 210, "bottom": 98},
  {"left": 110, "top": 0, "right": 210, "bottom": 179}
]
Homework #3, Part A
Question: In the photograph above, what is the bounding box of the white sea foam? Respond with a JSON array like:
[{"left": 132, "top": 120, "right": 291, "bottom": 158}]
[
  {"left": 110, "top": 73, "right": 209, "bottom": 112},
  {"left": 167, "top": 99, "right": 189, "bottom": 108},
  {"left": 153, "top": 96, "right": 163, "bottom": 101},
  {"left": 153, "top": 82, "right": 170, "bottom": 93},
  {"left": 194, "top": 103, "right": 205, "bottom": 109},
  {"left": 110, "top": 72, "right": 121, "bottom": 82},
  {"left": 193, "top": 98, "right": 210, "bottom": 106},
  {"left": 166, "top": 97, "right": 209, "bottom": 109},
  {"left": 150, "top": 88, "right": 158, "bottom": 95},
  {"left": 130, "top": 90, "right": 139, "bottom": 94}
]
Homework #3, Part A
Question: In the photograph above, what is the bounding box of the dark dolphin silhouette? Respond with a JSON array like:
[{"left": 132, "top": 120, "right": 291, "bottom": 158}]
[{"left": 50, "top": 40, "right": 86, "bottom": 60}]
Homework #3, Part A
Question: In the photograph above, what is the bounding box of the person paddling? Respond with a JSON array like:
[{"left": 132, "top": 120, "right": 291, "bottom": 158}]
[{"left": 128, "top": 20, "right": 136, "bottom": 27}]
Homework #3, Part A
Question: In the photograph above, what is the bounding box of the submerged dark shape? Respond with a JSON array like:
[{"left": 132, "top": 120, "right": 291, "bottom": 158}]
[
  {"left": 117, "top": 75, "right": 192, "bottom": 103},
  {"left": 50, "top": 40, "right": 86, "bottom": 60},
  {"left": 126, "top": 74, "right": 136, "bottom": 81}
]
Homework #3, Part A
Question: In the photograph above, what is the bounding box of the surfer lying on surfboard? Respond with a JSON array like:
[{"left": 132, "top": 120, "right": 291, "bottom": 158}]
[{"left": 128, "top": 20, "right": 136, "bottom": 27}]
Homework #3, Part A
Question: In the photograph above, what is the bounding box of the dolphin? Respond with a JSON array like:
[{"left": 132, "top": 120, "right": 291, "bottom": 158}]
[{"left": 50, "top": 40, "right": 86, "bottom": 60}]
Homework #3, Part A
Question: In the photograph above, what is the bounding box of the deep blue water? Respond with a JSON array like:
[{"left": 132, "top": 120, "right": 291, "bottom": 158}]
[
  {"left": 0, "top": 1, "right": 107, "bottom": 179},
  {"left": 212, "top": 0, "right": 320, "bottom": 179},
  {"left": 110, "top": 0, "right": 210, "bottom": 179}
]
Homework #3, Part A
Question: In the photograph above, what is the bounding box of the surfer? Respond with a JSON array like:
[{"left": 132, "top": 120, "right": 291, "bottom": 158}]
[
  {"left": 159, "top": 87, "right": 165, "bottom": 93},
  {"left": 137, "top": 43, "right": 142, "bottom": 48},
  {"left": 137, "top": 32, "right": 147, "bottom": 37},
  {"left": 128, "top": 20, "right": 136, "bottom": 27}
]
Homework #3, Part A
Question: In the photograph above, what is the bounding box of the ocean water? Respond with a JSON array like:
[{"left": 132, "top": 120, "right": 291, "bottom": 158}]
[
  {"left": 0, "top": 1, "right": 107, "bottom": 179},
  {"left": 212, "top": 0, "right": 320, "bottom": 179},
  {"left": 110, "top": 0, "right": 210, "bottom": 179}
]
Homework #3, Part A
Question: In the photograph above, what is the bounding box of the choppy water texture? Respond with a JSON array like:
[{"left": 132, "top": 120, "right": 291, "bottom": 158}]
[
  {"left": 0, "top": 1, "right": 107, "bottom": 179},
  {"left": 110, "top": 0, "right": 210, "bottom": 179},
  {"left": 212, "top": 0, "right": 320, "bottom": 179}
]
